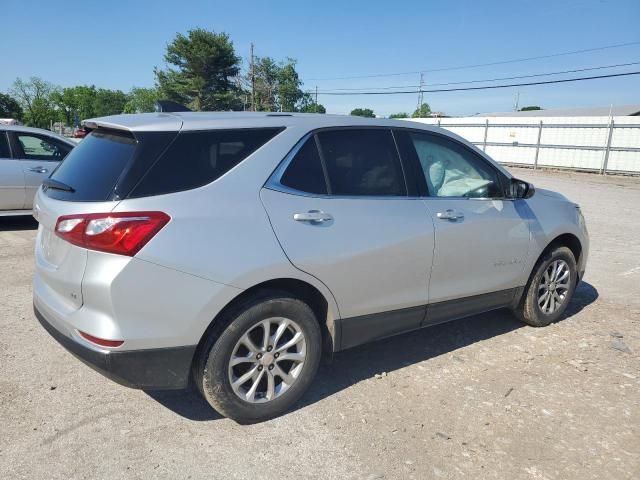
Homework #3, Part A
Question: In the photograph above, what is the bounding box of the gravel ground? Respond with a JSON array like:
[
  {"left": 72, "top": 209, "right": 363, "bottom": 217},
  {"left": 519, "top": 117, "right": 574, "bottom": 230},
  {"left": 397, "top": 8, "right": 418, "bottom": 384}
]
[{"left": 1, "top": 167, "right": 638, "bottom": 480}]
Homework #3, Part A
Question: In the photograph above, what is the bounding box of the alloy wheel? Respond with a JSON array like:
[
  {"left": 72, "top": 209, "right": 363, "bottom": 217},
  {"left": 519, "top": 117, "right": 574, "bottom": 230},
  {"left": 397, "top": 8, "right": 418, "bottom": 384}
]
[
  {"left": 228, "top": 317, "right": 306, "bottom": 403},
  {"left": 538, "top": 259, "right": 571, "bottom": 314}
]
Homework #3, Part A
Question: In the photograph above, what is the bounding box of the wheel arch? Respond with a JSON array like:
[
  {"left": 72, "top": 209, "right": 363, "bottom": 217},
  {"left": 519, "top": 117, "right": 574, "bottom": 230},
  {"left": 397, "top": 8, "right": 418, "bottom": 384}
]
[
  {"left": 193, "top": 277, "right": 341, "bottom": 372},
  {"left": 542, "top": 233, "right": 583, "bottom": 274}
]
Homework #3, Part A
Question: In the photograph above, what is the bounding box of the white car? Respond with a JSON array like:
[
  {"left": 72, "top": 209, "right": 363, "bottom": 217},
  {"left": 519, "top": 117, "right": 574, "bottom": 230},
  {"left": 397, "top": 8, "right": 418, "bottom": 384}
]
[{"left": 0, "top": 124, "right": 75, "bottom": 215}]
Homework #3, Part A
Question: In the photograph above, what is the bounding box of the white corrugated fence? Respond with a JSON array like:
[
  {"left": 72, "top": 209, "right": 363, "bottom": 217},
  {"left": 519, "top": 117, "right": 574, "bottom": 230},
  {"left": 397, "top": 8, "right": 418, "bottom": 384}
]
[{"left": 406, "top": 116, "right": 640, "bottom": 174}]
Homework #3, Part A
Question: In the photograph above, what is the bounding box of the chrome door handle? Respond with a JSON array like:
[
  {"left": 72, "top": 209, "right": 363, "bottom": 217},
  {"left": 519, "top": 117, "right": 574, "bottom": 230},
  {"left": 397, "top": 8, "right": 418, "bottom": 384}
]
[
  {"left": 293, "top": 210, "right": 333, "bottom": 223},
  {"left": 29, "top": 167, "right": 48, "bottom": 173},
  {"left": 436, "top": 209, "right": 464, "bottom": 221}
]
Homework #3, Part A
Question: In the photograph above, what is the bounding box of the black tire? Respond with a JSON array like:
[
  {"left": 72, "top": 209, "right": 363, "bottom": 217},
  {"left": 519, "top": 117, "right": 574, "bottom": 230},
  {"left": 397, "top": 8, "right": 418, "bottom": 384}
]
[
  {"left": 193, "top": 291, "right": 322, "bottom": 423},
  {"left": 515, "top": 245, "right": 577, "bottom": 327}
]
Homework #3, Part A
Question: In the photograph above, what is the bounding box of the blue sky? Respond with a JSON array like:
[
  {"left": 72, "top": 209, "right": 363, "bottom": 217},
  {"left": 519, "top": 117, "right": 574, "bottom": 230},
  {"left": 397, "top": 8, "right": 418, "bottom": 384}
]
[{"left": 1, "top": 0, "right": 639, "bottom": 116}]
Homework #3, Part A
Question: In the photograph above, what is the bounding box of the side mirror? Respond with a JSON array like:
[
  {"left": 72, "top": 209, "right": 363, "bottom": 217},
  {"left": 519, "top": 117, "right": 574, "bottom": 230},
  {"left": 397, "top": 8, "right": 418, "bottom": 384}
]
[{"left": 510, "top": 178, "right": 535, "bottom": 199}]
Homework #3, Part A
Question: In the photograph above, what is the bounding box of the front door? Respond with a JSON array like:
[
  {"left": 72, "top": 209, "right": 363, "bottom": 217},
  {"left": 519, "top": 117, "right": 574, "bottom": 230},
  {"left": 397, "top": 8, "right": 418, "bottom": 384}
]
[
  {"left": 10, "top": 132, "right": 71, "bottom": 208},
  {"left": 400, "top": 129, "right": 530, "bottom": 304},
  {"left": 261, "top": 129, "right": 434, "bottom": 348},
  {"left": 0, "top": 131, "right": 25, "bottom": 210}
]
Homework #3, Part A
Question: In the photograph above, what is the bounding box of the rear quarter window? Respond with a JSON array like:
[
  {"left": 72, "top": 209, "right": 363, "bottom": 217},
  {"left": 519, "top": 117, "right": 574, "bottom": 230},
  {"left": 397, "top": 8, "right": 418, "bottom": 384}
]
[{"left": 130, "top": 127, "right": 283, "bottom": 198}]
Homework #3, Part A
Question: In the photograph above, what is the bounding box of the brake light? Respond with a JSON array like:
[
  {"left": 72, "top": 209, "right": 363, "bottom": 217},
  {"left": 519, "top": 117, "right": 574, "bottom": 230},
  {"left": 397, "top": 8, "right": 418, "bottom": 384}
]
[{"left": 55, "top": 211, "right": 170, "bottom": 256}]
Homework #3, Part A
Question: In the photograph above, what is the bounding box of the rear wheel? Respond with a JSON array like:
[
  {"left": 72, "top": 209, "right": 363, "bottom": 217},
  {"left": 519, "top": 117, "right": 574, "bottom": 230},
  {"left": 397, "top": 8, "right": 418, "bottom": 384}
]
[
  {"left": 194, "top": 292, "right": 322, "bottom": 423},
  {"left": 515, "top": 246, "right": 577, "bottom": 327}
]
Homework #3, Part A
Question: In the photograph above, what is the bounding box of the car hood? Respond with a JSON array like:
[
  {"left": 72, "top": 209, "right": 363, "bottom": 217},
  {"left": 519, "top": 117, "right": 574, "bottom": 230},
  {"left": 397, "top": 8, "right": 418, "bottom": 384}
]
[{"left": 535, "top": 188, "right": 570, "bottom": 202}]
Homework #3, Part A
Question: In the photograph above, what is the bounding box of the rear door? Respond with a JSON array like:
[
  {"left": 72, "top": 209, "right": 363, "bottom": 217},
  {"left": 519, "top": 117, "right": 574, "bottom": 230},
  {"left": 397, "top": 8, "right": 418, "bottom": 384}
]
[
  {"left": 0, "top": 131, "right": 25, "bottom": 210},
  {"left": 261, "top": 128, "right": 435, "bottom": 348},
  {"left": 9, "top": 131, "right": 73, "bottom": 208}
]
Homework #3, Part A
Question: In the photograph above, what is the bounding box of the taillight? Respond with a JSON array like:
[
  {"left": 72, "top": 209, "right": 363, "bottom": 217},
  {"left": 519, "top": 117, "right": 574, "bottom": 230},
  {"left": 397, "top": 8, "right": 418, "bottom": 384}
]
[{"left": 55, "top": 211, "right": 170, "bottom": 256}]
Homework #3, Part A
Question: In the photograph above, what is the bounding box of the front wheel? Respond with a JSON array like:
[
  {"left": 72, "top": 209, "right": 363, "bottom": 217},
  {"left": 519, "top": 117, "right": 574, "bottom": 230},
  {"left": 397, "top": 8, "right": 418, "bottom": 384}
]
[
  {"left": 515, "top": 246, "right": 577, "bottom": 327},
  {"left": 194, "top": 292, "right": 322, "bottom": 423}
]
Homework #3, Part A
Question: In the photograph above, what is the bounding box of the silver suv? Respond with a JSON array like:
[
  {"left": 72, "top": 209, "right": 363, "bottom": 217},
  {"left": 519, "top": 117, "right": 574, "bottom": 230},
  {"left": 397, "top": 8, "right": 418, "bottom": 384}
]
[{"left": 33, "top": 112, "right": 588, "bottom": 423}]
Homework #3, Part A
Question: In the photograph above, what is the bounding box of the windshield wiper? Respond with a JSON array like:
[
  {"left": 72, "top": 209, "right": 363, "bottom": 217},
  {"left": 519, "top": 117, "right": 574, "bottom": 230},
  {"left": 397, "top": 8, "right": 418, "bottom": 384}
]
[{"left": 43, "top": 178, "right": 75, "bottom": 193}]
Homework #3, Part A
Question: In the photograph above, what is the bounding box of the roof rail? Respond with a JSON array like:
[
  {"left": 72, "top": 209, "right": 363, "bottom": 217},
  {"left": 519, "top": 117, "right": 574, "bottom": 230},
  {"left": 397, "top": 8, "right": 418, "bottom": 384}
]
[{"left": 154, "top": 100, "right": 192, "bottom": 113}]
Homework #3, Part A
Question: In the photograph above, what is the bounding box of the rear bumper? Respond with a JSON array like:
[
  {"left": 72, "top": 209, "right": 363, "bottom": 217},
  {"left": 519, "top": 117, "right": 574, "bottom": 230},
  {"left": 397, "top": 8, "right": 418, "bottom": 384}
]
[{"left": 34, "top": 304, "right": 196, "bottom": 390}]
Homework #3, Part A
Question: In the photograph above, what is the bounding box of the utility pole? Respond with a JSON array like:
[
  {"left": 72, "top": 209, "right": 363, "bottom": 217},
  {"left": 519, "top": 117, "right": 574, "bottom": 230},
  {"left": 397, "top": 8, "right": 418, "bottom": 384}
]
[
  {"left": 417, "top": 72, "right": 424, "bottom": 110},
  {"left": 250, "top": 43, "right": 256, "bottom": 112},
  {"left": 513, "top": 91, "right": 520, "bottom": 112},
  {"left": 315, "top": 85, "right": 318, "bottom": 105}
]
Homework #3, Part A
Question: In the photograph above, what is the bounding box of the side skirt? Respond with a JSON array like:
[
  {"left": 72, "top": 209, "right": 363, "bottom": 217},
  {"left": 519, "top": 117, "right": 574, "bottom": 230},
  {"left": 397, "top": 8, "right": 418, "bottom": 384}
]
[{"left": 336, "top": 287, "right": 524, "bottom": 351}]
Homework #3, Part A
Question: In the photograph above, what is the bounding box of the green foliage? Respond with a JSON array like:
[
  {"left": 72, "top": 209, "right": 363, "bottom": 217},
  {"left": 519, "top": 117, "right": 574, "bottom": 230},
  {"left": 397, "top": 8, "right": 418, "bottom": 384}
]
[
  {"left": 253, "top": 57, "right": 306, "bottom": 112},
  {"left": 155, "top": 28, "right": 242, "bottom": 111},
  {"left": 389, "top": 112, "right": 408, "bottom": 119},
  {"left": 299, "top": 102, "right": 326, "bottom": 114},
  {"left": 11, "top": 77, "right": 59, "bottom": 128},
  {"left": 123, "top": 87, "right": 162, "bottom": 113},
  {"left": 51, "top": 85, "right": 128, "bottom": 125},
  {"left": 93, "top": 88, "right": 128, "bottom": 117},
  {"left": 52, "top": 85, "right": 98, "bottom": 125},
  {"left": 411, "top": 103, "right": 432, "bottom": 118},
  {"left": 0, "top": 92, "right": 23, "bottom": 120},
  {"left": 520, "top": 106, "right": 542, "bottom": 111},
  {"left": 350, "top": 108, "right": 375, "bottom": 118}
]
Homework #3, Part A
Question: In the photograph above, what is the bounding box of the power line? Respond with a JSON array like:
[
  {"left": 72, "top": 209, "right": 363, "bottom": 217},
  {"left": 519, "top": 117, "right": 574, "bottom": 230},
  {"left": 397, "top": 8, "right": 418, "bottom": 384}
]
[
  {"left": 305, "top": 41, "right": 640, "bottom": 81},
  {"left": 310, "top": 61, "right": 640, "bottom": 92},
  {"left": 312, "top": 71, "right": 640, "bottom": 95}
]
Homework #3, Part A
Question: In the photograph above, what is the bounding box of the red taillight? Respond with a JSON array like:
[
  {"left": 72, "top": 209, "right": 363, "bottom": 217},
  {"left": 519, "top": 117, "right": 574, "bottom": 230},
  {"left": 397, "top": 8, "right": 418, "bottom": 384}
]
[
  {"left": 78, "top": 330, "right": 124, "bottom": 348},
  {"left": 55, "top": 211, "right": 170, "bottom": 256}
]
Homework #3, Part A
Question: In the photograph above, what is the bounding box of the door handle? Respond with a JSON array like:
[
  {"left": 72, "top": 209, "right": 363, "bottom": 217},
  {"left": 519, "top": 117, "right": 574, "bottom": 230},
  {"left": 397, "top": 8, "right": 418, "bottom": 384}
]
[
  {"left": 436, "top": 209, "right": 464, "bottom": 221},
  {"left": 293, "top": 210, "right": 333, "bottom": 223},
  {"left": 29, "top": 167, "right": 48, "bottom": 174}
]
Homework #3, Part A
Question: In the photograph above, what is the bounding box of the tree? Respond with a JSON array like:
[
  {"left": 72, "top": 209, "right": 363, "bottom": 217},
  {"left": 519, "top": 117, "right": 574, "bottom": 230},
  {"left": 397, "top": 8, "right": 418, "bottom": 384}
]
[
  {"left": 299, "top": 101, "right": 326, "bottom": 113},
  {"left": 124, "top": 87, "right": 162, "bottom": 113},
  {"left": 350, "top": 108, "right": 375, "bottom": 118},
  {"left": 52, "top": 85, "right": 98, "bottom": 126},
  {"left": 93, "top": 88, "right": 128, "bottom": 117},
  {"left": 11, "top": 77, "right": 59, "bottom": 128},
  {"left": 412, "top": 102, "right": 431, "bottom": 118},
  {"left": 155, "top": 28, "right": 242, "bottom": 111},
  {"left": 389, "top": 112, "right": 408, "bottom": 119},
  {"left": 252, "top": 57, "right": 306, "bottom": 112},
  {"left": 0, "top": 93, "right": 23, "bottom": 120},
  {"left": 520, "top": 106, "right": 542, "bottom": 111}
]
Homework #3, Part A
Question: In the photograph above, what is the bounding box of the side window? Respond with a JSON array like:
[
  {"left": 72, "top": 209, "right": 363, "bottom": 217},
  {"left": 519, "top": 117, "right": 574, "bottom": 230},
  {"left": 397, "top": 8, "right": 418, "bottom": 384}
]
[
  {"left": 15, "top": 133, "right": 71, "bottom": 161},
  {"left": 280, "top": 137, "right": 328, "bottom": 195},
  {"left": 316, "top": 129, "right": 406, "bottom": 196},
  {"left": 409, "top": 132, "right": 503, "bottom": 198},
  {"left": 0, "top": 132, "right": 10, "bottom": 158},
  {"left": 131, "top": 127, "right": 283, "bottom": 198}
]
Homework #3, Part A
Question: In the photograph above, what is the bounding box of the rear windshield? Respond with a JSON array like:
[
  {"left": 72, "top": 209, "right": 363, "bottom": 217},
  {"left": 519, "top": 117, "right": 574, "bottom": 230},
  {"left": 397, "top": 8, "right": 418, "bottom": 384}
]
[
  {"left": 45, "top": 127, "right": 283, "bottom": 202},
  {"left": 47, "top": 130, "right": 137, "bottom": 201}
]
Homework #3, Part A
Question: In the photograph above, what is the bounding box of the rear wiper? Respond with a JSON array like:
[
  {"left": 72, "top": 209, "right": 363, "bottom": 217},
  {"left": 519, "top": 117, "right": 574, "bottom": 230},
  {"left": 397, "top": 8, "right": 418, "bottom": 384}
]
[{"left": 43, "top": 178, "right": 75, "bottom": 193}]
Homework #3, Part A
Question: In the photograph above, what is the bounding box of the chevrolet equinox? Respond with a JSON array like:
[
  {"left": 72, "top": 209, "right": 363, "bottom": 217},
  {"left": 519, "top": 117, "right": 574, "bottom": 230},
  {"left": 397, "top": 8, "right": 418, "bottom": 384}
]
[{"left": 33, "top": 112, "right": 589, "bottom": 423}]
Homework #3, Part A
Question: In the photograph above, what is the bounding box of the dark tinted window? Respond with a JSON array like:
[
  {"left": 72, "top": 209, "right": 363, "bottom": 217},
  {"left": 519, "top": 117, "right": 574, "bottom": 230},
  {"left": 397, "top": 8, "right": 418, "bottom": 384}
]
[
  {"left": 0, "top": 132, "right": 10, "bottom": 158},
  {"left": 409, "top": 132, "right": 503, "bottom": 198},
  {"left": 15, "top": 133, "right": 71, "bottom": 161},
  {"left": 316, "top": 129, "right": 406, "bottom": 196},
  {"left": 280, "top": 137, "right": 327, "bottom": 194},
  {"left": 131, "top": 128, "right": 283, "bottom": 197},
  {"left": 48, "top": 130, "right": 137, "bottom": 201}
]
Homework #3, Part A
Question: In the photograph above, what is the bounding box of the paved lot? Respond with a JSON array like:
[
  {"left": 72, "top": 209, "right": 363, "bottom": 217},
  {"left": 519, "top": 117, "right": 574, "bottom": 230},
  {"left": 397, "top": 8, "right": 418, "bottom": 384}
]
[{"left": 1, "top": 167, "right": 638, "bottom": 480}]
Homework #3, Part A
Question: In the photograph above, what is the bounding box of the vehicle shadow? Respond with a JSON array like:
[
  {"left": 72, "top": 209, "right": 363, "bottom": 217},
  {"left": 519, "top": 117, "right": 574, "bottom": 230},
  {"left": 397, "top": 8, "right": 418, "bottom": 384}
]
[
  {"left": 145, "top": 281, "right": 598, "bottom": 422},
  {"left": 0, "top": 216, "right": 38, "bottom": 231}
]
